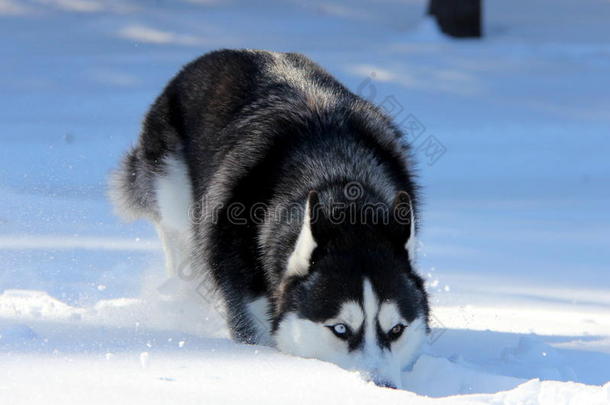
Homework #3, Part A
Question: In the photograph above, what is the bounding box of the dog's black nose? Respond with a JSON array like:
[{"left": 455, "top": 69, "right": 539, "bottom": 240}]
[{"left": 374, "top": 379, "right": 397, "bottom": 389}]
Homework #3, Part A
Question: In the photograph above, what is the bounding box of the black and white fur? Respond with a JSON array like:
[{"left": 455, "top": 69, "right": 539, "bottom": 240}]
[{"left": 110, "top": 49, "right": 429, "bottom": 389}]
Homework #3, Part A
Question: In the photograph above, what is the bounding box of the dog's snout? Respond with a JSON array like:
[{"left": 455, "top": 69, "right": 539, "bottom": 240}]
[
  {"left": 373, "top": 378, "right": 397, "bottom": 389},
  {"left": 368, "top": 373, "right": 398, "bottom": 389}
]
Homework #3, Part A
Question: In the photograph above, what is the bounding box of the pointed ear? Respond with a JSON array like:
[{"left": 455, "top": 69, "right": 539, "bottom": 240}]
[
  {"left": 392, "top": 191, "right": 416, "bottom": 259},
  {"left": 285, "top": 191, "right": 320, "bottom": 278}
]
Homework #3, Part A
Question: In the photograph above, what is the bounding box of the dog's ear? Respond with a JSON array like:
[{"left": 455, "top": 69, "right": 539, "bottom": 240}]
[
  {"left": 285, "top": 191, "right": 322, "bottom": 278},
  {"left": 391, "top": 191, "right": 416, "bottom": 259}
]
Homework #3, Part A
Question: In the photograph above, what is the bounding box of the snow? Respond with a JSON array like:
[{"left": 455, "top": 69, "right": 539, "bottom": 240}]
[
  {"left": 1, "top": 0, "right": 610, "bottom": 403},
  {"left": 1, "top": 290, "right": 610, "bottom": 404}
]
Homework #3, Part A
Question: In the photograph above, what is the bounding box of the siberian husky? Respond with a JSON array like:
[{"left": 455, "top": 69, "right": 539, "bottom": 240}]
[{"left": 110, "top": 49, "right": 429, "bottom": 389}]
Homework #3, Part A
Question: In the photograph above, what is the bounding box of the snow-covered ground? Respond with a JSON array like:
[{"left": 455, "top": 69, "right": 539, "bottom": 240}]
[{"left": 1, "top": 0, "right": 609, "bottom": 403}]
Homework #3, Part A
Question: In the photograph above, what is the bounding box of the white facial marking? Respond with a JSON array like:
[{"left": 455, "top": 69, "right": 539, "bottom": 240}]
[
  {"left": 275, "top": 313, "right": 351, "bottom": 364},
  {"left": 326, "top": 301, "right": 364, "bottom": 332},
  {"left": 274, "top": 278, "right": 427, "bottom": 390},
  {"left": 361, "top": 279, "right": 380, "bottom": 359},
  {"left": 395, "top": 316, "right": 427, "bottom": 372},
  {"left": 378, "top": 301, "right": 403, "bottom": 333},
  {"left": 351, "top": 279, "right": 426, "bottom": 389},
  {"left": 286, "top": 199, "right": 317, "bottom": 277}
]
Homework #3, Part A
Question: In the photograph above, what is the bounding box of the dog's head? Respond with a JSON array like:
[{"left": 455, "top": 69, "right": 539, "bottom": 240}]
[{"left": 273, "top": 191, "right": 429, "bottom": 389}]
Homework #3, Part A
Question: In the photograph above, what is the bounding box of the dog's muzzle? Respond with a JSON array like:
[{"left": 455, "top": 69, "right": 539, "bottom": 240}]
[
  {"left": 360, "top": 369, "right": 400, "bottom": 390},
  {"left": 373, "top": 377, "right": 398, "bottom": 389}
]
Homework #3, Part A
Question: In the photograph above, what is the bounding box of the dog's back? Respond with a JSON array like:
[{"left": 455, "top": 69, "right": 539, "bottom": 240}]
[{"left": 111, "top": 50, "right": 352, "bottom": 215}]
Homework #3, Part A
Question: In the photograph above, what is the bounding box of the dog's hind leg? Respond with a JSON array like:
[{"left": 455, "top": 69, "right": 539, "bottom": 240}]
[
  {"left": 109, "top": 89, "right": 198, "bottom": 288},
  {"left": 154, "top": 155, "right": 195, "bottom": 278},
  {"left": 110, "top": 147, "right": 194, "bottom": 279},
  {"left": 155, "top": 224, "right": 192, "bottom": 278}
]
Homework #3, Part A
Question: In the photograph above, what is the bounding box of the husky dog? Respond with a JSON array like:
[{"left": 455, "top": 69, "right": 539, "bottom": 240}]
[{"left": 110, "top": 49, "right": 429, "bottom": 389}]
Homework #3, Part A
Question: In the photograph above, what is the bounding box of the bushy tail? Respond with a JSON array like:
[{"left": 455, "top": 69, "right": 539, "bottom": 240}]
[{"left": 108, "top": 146, "right": 160, "bottom": 222}]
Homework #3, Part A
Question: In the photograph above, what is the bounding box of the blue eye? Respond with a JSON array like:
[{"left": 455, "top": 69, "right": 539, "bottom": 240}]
[{"left": 327, "top": 323, "right": 350, "bottom": 339}]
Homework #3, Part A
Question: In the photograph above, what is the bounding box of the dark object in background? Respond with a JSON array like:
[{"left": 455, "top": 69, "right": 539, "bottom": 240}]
[{"left": 428, "top": 0, "right": 481, "bottom": 38}]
